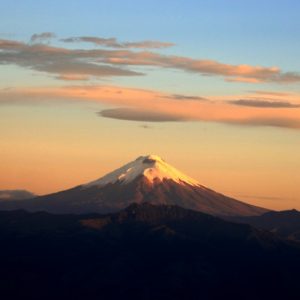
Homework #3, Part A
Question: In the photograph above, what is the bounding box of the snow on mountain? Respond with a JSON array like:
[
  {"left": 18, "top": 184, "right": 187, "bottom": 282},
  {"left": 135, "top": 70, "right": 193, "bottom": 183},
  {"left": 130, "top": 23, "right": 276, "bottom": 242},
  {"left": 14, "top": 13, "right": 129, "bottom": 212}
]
[{"left": 83, "top": 154, "right": 199, "bottom": 188}]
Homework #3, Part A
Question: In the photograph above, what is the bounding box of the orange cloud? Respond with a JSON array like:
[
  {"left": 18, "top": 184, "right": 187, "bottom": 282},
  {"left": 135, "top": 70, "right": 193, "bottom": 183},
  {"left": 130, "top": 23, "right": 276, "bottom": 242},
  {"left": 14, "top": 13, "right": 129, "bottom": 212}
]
[
  {"left": 55, "top": 74, "right": 90, "bottom": 81},
  {"left": 1, "top": 85, "right": 299, "bottom": 129},
  {"left": 102, "top": 52, "right": 287, "bottom": 83},
  {"left": 250, "top": 90, "right": 293, "bottom": 97},
  {"left": 225, "top": 77, "right": 264, "bottom": 83}
]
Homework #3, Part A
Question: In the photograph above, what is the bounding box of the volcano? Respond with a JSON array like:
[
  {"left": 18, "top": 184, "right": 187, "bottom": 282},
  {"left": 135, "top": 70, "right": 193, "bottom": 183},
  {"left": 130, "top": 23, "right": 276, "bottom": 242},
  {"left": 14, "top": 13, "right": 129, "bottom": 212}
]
[{"left": 0, "top": 155, "right": 269, "bottom": 216}]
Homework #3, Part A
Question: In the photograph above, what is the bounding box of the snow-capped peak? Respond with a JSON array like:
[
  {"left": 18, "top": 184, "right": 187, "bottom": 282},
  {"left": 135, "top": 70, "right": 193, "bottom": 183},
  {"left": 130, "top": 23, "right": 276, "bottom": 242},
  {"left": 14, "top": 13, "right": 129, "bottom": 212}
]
[{"left": 83, "top": 154, "right": 200, "bottom": 188}]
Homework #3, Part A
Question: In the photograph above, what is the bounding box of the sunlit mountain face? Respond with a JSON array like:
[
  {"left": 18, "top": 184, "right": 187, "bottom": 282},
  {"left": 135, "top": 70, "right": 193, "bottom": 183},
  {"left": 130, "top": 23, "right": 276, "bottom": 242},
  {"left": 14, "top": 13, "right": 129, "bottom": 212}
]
[{"left": 0, "top": 155, "right": 268, "bottom": 216}]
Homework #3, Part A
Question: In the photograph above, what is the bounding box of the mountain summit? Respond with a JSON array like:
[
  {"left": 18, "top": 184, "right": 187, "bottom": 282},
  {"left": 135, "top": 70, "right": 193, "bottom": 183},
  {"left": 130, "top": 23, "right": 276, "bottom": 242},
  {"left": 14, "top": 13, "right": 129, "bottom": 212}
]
[
  {"left": 0, "top": 155, "right": 269, "bottom": 216},
  {"left": 84, "top": 154, "right": 199, "bottom": 188}
]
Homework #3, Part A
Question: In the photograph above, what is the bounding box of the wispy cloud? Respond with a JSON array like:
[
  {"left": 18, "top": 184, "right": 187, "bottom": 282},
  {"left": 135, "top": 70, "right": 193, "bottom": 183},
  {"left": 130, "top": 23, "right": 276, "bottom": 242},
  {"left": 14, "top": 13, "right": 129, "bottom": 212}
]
[
  {"left": 250, "top": 90, "right": 293, "bottom": 97},
  {"left": 0, "top": 39, "right": 142, "bottom": 79},
  {"left": 1, "top": 35, "right": 300, "bottom": 83},
  {"left": 161, "top": 94, "right": 208, "bottom": 101},
  {"left": 230, "top": 99, "right": 300, "bottom": 108},
  {"left": 222, "top": 117, "right": 300, "bottom": 129},
  {"left": 30, "top": 32, "right": 56, "bottom": 44},
  {"left": 101, "top": 51, "right": 288, "bottom": 83},
  {"left": 61, "top": 36, "right": 175, "bottom": 49},
  {"left": 54, "top": 74, "right": 90, "bottom": 81}
]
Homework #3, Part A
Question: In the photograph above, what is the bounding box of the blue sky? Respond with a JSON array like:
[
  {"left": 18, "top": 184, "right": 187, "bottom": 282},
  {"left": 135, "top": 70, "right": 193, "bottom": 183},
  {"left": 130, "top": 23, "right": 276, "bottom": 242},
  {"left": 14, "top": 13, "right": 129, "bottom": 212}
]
[
  {"left": 2, "top": 0, "right": 300, "bottom": 94},
  {"left": 2, "top": 0, "right": 300, "bottom": 66}
]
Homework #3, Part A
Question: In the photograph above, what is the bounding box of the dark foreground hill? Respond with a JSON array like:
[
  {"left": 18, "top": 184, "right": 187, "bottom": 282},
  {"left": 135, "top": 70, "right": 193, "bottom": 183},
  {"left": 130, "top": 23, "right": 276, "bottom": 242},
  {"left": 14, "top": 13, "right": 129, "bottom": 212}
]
[
  {"left": 0, "top": 203, "right": 300, "bottom": 300},
  {"left": 230, "top": 209, "right": 300, "bottom": 241}
]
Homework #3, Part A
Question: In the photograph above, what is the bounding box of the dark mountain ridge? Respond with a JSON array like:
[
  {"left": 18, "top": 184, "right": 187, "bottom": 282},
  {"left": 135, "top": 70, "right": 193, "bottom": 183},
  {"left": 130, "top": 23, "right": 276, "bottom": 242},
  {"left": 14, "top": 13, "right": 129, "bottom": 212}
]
[
  {"left": 0, "top": 203, "right": 299, "bottom": 300},
  {"left": 230, "top": 209, "right": 300, "bottom": 241}
]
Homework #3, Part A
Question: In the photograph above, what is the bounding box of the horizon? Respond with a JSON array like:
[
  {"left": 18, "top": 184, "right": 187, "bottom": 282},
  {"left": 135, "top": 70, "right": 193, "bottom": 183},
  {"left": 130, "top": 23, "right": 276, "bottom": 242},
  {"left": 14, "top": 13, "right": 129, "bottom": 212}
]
[{"left": 1, "top": 0, "right": 300, "bottom": 211}]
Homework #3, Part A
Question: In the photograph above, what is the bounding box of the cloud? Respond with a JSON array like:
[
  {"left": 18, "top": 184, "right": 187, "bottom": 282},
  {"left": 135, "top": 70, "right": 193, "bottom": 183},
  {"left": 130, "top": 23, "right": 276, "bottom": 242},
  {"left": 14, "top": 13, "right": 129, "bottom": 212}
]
[
  {"left": 30, "top": 32, "right": 56, "bottom": 43},
  {"left": 0, "top": 40, "right": 142, "bottom": 79},
  {"left": 230, "top": 99, "right": 300, "bottom": 108},
  {"left": 0, "top": 39, "right": 24, "bottom": 49},
  {"left": 1, "top": 36, "right": 300, "bottom": 83},
  {"left": 275, "top": 72, "right": 300, "bottom": 83},
  {"left": 99, "top": 106, "right": 300, "bottom": 129},
  {"left": 228, "top": 117, "right": 300, "bottom": 129},
  {"left": 55, "top": 74, "right": 90, "bottom": 81},
  {"left": 162, "top": 94, "right": 208, "bottom": 101},
  {"left": 250, "top": 90, "right": 292, "bottom": 97},
  {"left": 34, "top": 60, "right": 142, "bottom": 77},
  {"left": 100, "top": 51, "right": 300, "bottom": 84},
  {"left": 124, "top": 41, "right": 175, "bottom": 49},
  {"left": 99, "top": 108, "right": 186, "bottom": 122},
  {"left": 1, "top": 85, "right": 300, "bottom": 129},
  {"left": 61, "top": 36, "right": 175, "bottom": 49},
  {"left": 225, "top": 77, "right": 263, "bottom": 83},
  {"left": 61, "top": 36, "right": 117, "bottom": 47}
]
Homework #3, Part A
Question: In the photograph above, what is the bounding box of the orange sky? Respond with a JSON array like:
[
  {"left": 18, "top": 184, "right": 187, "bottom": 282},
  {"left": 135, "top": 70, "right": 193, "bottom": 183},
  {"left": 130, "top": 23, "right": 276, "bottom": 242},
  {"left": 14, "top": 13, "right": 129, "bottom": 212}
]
[
  {"left": 1, "top": 29, "right": 300, "bottom": 211},
  {"left": 1, "top": 98, "right": 300, "bottom": 211}
]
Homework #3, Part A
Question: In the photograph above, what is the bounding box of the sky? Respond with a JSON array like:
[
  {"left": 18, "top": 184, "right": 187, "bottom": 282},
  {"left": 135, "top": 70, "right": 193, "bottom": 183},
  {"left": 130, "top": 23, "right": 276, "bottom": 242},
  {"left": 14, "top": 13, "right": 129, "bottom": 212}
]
[{"left": 0, "top": 0, "right": 299, "bottom": 210}]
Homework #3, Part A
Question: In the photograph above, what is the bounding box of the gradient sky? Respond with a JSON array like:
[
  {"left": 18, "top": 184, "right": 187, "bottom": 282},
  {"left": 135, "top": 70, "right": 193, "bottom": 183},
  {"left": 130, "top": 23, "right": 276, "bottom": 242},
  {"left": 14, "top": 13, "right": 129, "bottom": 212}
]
[{"left": 1, "top": 0, "right": 300, "bottom": 210}]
